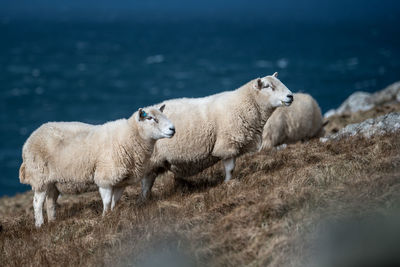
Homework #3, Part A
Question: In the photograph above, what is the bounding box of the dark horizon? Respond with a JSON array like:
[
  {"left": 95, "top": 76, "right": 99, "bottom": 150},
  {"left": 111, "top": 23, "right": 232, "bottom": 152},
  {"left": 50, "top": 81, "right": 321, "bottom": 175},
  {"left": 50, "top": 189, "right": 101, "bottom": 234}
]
[{"left": 1, "top": 0, "right": 400, "bottom": 23}]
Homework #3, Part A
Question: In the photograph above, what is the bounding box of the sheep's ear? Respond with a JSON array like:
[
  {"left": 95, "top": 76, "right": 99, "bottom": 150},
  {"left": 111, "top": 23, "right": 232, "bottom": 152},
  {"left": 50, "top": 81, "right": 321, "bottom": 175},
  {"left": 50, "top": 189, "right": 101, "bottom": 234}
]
[
  {"left": 254, "top": 78, "right": 263, "bottom": 90},
  {"left": 272, "top": 72, "right": 278, "bottom": 78},
  {"left": 159, "top": 104, "right": 166, "bottom": 113},
  {"left": 138, "top": 108, "right": 147, "bottom": 121}
]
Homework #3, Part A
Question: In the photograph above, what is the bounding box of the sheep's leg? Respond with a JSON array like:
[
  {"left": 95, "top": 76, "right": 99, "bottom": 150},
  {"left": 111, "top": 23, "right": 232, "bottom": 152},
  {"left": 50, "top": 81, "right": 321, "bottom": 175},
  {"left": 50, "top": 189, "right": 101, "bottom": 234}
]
[
  {"left": 141, "top": 174, "right": 156, "bottom": 201},
  {"left": 223, "top": 157, "right": 236, "bottom": 182},
  {"left": 46, "top": 184, "right": 59, "bottom": 222},
  {"left": 33, "top": 190, "right": 47, "bottom": 227},
  {"left": 111, "top": 186, "right": 125, "bottom": 210},
  {"left": 99, "top": 186, "right": 112, "bottom": 216}
]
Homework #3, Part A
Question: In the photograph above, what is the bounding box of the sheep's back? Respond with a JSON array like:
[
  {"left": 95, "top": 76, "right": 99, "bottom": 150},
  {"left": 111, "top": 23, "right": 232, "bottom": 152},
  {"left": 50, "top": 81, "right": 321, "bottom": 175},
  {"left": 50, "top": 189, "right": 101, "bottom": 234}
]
[
  {"left": 283, "top": 93, "right": 323, "bottom": 141},
  {"left": 21, "top": 121, "right": 97, "bottom": 187},
  {"left": 262, "top": 93, "right": 323, "bottom": 148},
  {"left": 24, "top": 121, "right": 94, "bottom": 159},
  {"left": 150, "top": 97, "right": 217, "bottom": 165}
]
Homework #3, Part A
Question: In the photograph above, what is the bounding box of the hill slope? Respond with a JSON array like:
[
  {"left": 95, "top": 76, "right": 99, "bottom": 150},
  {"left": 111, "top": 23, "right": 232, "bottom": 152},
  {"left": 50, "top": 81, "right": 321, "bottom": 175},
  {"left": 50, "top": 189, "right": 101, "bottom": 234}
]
[{"left": 1, "top": 130, "right": 399, "bottom": 266}]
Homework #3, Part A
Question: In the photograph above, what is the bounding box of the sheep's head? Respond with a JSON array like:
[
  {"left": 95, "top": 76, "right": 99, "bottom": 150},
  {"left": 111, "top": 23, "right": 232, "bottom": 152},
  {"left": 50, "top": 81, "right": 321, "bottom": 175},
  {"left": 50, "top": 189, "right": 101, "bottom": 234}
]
[
  {"left": 137, "top": 105, "right": 175, "bottom": 140},
  {"left": 253, "top": 72, "right": 293, "bottom": 108}
]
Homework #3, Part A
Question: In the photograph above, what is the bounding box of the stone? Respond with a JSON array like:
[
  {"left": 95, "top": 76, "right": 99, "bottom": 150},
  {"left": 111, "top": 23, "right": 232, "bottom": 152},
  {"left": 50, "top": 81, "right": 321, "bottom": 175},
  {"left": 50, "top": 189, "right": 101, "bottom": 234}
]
[
  {"left": 324, "top": 82, "right": 400, "bottom": 118},
  {"left": 335, "top": 91, "right": 374, "bottom": 115},
  {"left": 373, "top": 81, "right": 400, "bottom": 105},
  {"left": 321, "top": 112, "right": 400, "bottom": 141}
]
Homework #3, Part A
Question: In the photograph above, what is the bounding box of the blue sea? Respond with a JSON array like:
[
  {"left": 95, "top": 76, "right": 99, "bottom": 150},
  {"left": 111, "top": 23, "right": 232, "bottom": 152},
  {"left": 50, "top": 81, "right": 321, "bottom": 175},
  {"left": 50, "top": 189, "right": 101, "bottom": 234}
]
[{"left": 1, "top": 19, "right": 399, "bottom": 196}]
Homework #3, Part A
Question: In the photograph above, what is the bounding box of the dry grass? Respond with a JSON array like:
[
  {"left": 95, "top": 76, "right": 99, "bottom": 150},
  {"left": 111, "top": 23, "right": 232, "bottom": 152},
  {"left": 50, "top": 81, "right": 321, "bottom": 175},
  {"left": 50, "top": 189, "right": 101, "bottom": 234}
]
[{"left": 1, "top": 132, "right": 400, "bottom": 266}]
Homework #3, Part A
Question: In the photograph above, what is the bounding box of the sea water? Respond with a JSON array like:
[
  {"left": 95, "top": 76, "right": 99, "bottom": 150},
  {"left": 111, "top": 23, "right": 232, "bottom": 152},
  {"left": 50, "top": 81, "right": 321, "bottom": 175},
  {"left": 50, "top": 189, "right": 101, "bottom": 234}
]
[{"left": 1, "top": 19, "right": 399, "bottom": 196}]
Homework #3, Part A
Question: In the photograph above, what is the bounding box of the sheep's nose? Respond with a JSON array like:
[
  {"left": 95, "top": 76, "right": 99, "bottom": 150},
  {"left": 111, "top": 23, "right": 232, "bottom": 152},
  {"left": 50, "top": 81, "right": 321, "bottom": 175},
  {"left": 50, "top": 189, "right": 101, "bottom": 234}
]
[
  {"left": 169, "top": 127, "right": 175, "bottom": 134},
  {"left": 287, "top": 94, "right": 293, "bottom": 101}
]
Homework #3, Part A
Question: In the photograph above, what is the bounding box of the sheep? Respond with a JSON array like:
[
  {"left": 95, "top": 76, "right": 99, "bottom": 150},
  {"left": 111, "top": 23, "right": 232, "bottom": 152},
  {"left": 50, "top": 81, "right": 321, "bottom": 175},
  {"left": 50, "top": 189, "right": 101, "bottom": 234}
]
[
  {"left": 19, "top": 105, "right": 175, "bottom": 227},
  {"left": 139, "top": 72, "right": 293, "bottom": 200},
  {"left": 261, "top": 93, "right": 324, "bottom": 150}
]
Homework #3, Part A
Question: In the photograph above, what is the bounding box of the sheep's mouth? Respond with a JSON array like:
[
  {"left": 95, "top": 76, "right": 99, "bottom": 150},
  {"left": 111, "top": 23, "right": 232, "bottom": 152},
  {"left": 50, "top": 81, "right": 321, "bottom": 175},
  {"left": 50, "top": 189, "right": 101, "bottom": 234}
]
[
  {"left": 281, "top": 100, "right": 293, "bottom": 106},
  {"left": 164, "top": 132, "right": 175, "bottom": 138}
]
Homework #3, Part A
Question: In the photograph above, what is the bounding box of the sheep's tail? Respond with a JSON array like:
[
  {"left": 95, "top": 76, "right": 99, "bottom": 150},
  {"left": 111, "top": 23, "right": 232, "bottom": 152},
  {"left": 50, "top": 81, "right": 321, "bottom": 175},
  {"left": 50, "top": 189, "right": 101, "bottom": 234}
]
[{"left": 19, "top": 162, "right": 27, "bottom": 183}]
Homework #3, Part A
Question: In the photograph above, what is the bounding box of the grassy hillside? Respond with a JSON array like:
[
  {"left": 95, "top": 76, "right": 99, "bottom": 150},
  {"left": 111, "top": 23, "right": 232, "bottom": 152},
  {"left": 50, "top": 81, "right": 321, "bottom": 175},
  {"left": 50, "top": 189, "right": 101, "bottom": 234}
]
[{"left": 1, "top": 128, "right": 399, "bottom": 266}]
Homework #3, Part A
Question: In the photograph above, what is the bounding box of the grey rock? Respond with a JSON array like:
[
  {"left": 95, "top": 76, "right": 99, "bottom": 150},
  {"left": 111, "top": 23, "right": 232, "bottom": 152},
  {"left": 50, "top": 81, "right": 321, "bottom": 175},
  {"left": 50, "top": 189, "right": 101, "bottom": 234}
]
[
  {"left": 321, "top": 112, "right": 400, "bottom": 141},
  {"left": 373, "top": 81, "right": 400, "bottom": 105},
  {"left": 324, "top": 82, "right": 400, "bottom": 118},
  {"left": 335, "top": 91, "right": 374, "bottom": 115},
  {"left": 323, "top": 109, "right": 337, "bottom": 118}
]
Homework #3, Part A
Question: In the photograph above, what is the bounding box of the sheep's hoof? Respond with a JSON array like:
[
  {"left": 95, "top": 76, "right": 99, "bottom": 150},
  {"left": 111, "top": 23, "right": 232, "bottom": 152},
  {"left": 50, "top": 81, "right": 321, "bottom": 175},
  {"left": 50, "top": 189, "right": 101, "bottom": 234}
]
[{"left": 225, "top": 179, "right": 240, "bottom": 187}]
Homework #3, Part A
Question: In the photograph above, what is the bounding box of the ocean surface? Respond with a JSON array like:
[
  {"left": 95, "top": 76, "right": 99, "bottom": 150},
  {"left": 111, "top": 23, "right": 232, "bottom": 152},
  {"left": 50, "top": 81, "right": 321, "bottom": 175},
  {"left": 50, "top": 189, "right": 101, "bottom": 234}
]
[{"left": 1, "top": 19, "right": 399, "bottom": 196}]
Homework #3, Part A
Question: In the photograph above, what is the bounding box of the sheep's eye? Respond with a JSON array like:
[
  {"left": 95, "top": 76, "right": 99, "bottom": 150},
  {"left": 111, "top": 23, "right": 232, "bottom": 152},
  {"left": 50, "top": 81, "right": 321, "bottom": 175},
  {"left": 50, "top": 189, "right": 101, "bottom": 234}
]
[
  {"left": 264, "top": 83, "right": 275, "bottom": 91},
  {"left": 146, "top": 116, "right": 159, "bottom": 123}
]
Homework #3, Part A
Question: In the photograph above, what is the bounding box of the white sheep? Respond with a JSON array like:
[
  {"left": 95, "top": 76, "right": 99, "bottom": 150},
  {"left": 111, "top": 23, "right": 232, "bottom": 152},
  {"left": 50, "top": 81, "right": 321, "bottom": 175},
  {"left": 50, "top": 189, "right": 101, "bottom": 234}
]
[
  {"left": 139, "top": 72, "right": 293, "bottom": 199},
  {"left": 261, "top": 93, "right": 324, "bottom": 149},
  {"left": 19, "top": 105, "right": 175, "bottom": 227}
]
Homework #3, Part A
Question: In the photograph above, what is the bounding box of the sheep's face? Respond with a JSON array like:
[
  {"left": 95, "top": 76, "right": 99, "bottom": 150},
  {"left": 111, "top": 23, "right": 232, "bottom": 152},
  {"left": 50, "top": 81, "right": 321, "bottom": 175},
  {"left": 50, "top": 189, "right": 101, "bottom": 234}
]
[
  {"left": 137, "top": 105, "right": 175, "bottom": 140},
  {"left": 253, "top": 72, "right": 293, "bottom": 108}
]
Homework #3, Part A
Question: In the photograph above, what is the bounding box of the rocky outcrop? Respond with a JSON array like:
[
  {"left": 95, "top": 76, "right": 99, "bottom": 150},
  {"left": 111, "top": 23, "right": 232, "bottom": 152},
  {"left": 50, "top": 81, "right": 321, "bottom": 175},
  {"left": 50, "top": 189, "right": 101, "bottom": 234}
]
[
  {"left": 374, "top": 81, "right": 400, "bottom": 104},
  {"left": 324, "top": 82, "right": 400, "bottom": 118},
  {"left": 323, "top": 102, "right": 400, "bottom": 136},
  {"left": 321, "top": 112, "right": 400, "bottom": 141}
]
